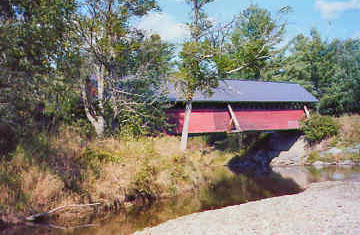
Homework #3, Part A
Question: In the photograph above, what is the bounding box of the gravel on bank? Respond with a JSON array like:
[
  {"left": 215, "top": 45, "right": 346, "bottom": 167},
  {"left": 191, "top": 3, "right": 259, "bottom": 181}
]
[{"left": 135, "top": 181, "right": 360, "bottom": 235}]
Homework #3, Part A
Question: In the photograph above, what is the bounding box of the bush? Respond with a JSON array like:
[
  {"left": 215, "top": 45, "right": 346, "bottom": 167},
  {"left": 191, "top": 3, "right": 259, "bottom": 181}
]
[
  {"left": 306, "top": 151, "right": 320, "bottom": 164},
  {"left": 132, "top": 161, "right": 159, "bottom": 198},
  {"left": 301, "top": 114, "right": 340, "bottom": 143}
]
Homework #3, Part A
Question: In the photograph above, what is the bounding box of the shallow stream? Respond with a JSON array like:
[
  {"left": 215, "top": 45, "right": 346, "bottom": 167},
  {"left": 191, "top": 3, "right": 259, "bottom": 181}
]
[{"left": 5, "top": 165, "right": 360, "bottom": 235}]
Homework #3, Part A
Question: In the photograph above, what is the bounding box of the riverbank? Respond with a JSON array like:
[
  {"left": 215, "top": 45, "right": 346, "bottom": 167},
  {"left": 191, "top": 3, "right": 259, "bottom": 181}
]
[
  {"left": 0, "top": 127, "right": 243, "bottom": 228},
  {"left": 271, "top": 115, "right": 360, "bottom": 166},
  {"left": 136, "top": 181, "right": 360, "bottom": 235},
  {"left": 1, "top": 115, "right": 359, "bottom": 228}
]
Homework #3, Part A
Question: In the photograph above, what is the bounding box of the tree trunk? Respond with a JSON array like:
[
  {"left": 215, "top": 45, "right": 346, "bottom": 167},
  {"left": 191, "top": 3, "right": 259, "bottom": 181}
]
[
  {"left": 180, "top": 100, "right": 192, "bottom": 151},
  {"left": 93, "top": 116, "right": 105, "bottom": 137},
  {"left": 81, "top": 65, "right": 106, "bottom": 138},
  {"left": 81, "top": 83, "right": 105, "bottom": 138}
]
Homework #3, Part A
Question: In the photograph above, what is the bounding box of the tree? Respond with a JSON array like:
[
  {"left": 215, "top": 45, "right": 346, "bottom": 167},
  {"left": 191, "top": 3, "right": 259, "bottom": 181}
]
[
  {"left": 277, "top": 29, "right": 360, "bottom": 115},
  {"left": 177, "top": 0, "right": 218, "bottom": 150},
  {"left": 319, "top": 39, "right": 360, "bottom": 114},
  {"left": 0, "top": 0, "right": 78, "bottom": 131},
  {"left": 279, "top": 28, "right": 338, "bottom": 97},
  {"left": 76, "top": 0, "right": 172, "bottom": 137},
  {"left": 108, "top": 34, "right": 174, "bottom": 137},
  {"left": 216, "top": 5, "right": 289, "bottom": 79}
]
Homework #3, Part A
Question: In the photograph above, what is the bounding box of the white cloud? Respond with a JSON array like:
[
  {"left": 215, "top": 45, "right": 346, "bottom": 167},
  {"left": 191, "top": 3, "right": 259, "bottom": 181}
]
[
  {"left": 315, "top": 0, "right": 360, "bottom": 20},
  {"left": 137, "top": 12, "right": 189, "bottom": 42}
]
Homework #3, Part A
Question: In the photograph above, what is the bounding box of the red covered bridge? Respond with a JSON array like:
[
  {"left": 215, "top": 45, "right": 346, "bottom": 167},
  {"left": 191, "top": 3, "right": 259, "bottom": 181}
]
[{"left": 166, "top": 80, "right": 318, "bottom": 134}]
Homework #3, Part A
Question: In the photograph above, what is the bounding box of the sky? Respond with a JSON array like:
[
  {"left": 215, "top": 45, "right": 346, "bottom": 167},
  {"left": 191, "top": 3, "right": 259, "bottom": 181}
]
[{"left": 137, "top": 0, "right": 360, "bottom": 44}]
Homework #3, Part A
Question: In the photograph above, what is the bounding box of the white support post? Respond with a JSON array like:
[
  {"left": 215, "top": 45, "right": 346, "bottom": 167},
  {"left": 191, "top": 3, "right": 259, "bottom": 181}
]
[
  {"left": 227, "top": 104, "right": 241, "bottom": 131},
  {"left": 227, "top": 104, "right": 243, "bottom": 147},
  {"left": 180, "top": 101, "right": 192, "bottom": 151},
  {"left": 304, "top": 105, "right": 310, "bottom": 118}
]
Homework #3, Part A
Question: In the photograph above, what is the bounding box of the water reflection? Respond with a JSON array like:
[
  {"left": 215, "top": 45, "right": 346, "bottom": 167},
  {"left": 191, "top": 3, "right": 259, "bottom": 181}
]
[
  {"left": 273, "top": 165, "right": 360, "bottom": 188},
  {"left": 68, "top": 166, "right": 304, "bottom": 235},
  {"left": 199, "top": 166, "right": 302, "bottom": 211},
  {"left": 6, "top": 166, "right": 360, "bottom": 235}
]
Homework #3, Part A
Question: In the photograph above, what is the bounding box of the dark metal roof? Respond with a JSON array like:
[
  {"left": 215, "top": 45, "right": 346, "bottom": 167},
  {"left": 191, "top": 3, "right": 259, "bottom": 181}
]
[{"left": 167, "top": 80, "right": 318, "bottom": 103}]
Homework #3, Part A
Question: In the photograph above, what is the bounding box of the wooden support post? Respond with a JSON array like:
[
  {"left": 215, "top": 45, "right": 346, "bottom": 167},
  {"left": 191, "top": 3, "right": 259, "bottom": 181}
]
[
  {"left": 227, "top": 104, "right": 243, "bottom": 147},
  {"left": 180, "top": 101, "right": 192, "bottom": 151},
  {"left": 227, "top": 104, "right": 241, "bottom": 131},
  {"left": 227, "top": 118, "right": 234, "bottom": 133},
  {"left": 304, "top": 105, "right": 310, "bottom": 118}
]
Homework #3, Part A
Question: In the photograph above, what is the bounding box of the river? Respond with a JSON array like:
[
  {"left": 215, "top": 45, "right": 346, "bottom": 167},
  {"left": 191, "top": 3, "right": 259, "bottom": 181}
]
[{"left": 4, "top": 165, "right": 360, "bottom": 235}]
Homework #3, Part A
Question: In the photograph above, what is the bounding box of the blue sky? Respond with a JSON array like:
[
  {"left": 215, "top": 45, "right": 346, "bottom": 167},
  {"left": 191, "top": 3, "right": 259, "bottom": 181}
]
[{"left": 137, "top": 0, "right": 360, "bottom": 44}]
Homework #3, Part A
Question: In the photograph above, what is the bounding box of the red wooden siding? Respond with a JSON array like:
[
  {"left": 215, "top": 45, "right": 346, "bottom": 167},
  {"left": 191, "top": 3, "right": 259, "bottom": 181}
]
[
  {"left": 233, "top": 110, "right": 304, "bottom": 131},
  {"left": 167, "top": 109, "right": 305, "bottom": 134},
  {"left": 167, "top": 109, "right": 231, "bottom": 134}
]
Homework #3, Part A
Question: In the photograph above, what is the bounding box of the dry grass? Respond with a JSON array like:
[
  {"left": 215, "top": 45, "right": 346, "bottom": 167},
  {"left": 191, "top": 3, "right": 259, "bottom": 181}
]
[
  {"left": 311, "top": 115, "right": 360, "bottom": 151},
  {"left": 0, "top": 151, "right": 29, "bottom": 215},
  {"left": 22, "top": 165, "right": 64, "bottom": 209},
  {"left": 0, "top": 127, "right": 235, "bottom": 224},
  {"left": 338, "top": 115, "right": 360, "bottom": 145},
  {"left": 2, "top": 115, "right": 357, "bottom": 224}
]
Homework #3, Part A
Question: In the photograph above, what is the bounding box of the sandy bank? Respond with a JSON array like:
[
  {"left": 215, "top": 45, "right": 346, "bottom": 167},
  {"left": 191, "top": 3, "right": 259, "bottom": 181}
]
[{"left": 135, "top": 181, "right": 360, "bottom": 235}]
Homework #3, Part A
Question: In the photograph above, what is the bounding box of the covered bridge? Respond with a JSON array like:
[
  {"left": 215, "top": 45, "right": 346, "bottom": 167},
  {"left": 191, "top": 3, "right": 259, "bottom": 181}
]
[{"left": 166, "top": 80, "right": 318, "bottom": 134}]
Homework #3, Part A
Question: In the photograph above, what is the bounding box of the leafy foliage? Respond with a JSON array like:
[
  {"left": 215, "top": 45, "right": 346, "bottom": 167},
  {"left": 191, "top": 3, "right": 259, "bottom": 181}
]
[
  {"left": 76, "top": 1, "right": 173, "bottom": 137},
  {"left": 300, "top": 114, "right": 340, "bottom": 143},
  {"left": 1, "top": 0, "right": 172, "bottom": 138},
  {"left": 318, "top": 40, "right": 360, "bottom": 115},
  {"left": 276, "top": 31, "right": 360, "bottom": 115},
  {"left": 278, "top": 29, "right": 338, "bottom": 96},
  {"left": 1, "top": 0, "right": 359, "bottom": 143},
  {"left": 106, "top": 35, "right": 174, "bottom": 137},
  {"left": 177, "top": 40, "right": 218, "bottom": 99},
  {"left": 176, "top": 0, "right": 219, "bottom": 101},
  {"left": 0, "top": 0, "right": 79, "bottom": 131},
  {"left": 216, "top": 5, "right": 288, "bottom": 79}
]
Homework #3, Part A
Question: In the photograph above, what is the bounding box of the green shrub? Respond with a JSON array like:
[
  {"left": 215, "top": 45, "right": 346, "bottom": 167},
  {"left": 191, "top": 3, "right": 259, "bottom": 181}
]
[
  {"left": 77, "top": 147, "right": 123, "bottom": 180},
  {"left": 306, "top": 151, "right": 334, "bottom": 164},
  {"left": 132, "top": 161, "right": 158, "bottom": 198},
  {"left": 351, "top": 153, "right": 360, "bottom": 163},
  {"left": 81, "top": 147, "right": 123, "bottom": 163},
  {"left": 301, "top": 114, "right": 340, "bottom": 143},
  {"left": 306, "top": 151, "right": 320, "bottom": 164}
]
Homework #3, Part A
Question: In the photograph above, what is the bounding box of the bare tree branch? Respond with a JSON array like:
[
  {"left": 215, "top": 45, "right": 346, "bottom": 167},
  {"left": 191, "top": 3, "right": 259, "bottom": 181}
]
[{"left": 26, "top": 203, "right": 101, "bottom": 222}]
